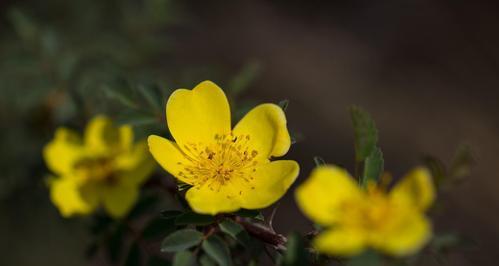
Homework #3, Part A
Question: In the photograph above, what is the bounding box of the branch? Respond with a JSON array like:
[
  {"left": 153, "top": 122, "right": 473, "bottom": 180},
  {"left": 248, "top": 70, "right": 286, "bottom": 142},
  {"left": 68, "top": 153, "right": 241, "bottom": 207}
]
[{"left": 234, "top": 217, "right": 287, "bottom": 250}]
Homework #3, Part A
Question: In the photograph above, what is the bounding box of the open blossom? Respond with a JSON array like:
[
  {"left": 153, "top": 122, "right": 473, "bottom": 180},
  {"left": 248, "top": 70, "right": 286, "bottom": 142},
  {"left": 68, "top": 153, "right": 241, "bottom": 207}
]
[
  {"left": 44, "top": 116, "right": 154, "bottom": 218},
  {"left": 296, "top": 166, "right": 435, "bottom": 257},
  {"left": 148, "top": 81, "right": 299, "bottom": 215}
]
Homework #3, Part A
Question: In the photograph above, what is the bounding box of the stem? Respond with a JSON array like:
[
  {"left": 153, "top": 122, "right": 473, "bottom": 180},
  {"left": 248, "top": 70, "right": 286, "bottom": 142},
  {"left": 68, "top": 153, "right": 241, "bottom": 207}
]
[{"left": 234, "top": 217, "right": 287, "bottom": 250}]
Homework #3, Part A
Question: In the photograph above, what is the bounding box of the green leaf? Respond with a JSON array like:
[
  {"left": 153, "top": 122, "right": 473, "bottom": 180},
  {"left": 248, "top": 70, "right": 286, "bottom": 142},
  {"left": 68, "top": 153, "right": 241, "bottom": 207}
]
[
  {"left": 362, "top": 147, "right": 384, "bottom": 186},
  {"left": 233, "top": 209, "right": 262, "bottom": 220},
  {"left": 142, "top": 217, "right": 177, "bottom": 239},
  {"left": 177, "top": 180, "right": 193, "bottom": 191},
  {"left": 423, "top": 155, "right": 447, "bottom": 188},
  {"left": 281, "top": 232, "right": 308, "bottom": 266},
  {"left": 175, "top": 212, "right": 215, "bottom": 226},
  {"left": 430, "top": 233, "right": 463, "bottom": 253},
  {"left": 350, "top": 106, "right": 378, "bottom": 162},
  {"left": 199, "top": 254, "right": 218, "bottom": 266},
  {"left": 161, "top": 229, "right": 204, "bottom": 252},
  {"left": 173, "top": 250, "right": 196, "bottom": 266},
  {"left": 229, "top": 61, "right": 261, "bottom": 96},
  {"left": 313, "top": 156, "right": 326, "bottom": 166},
  {"left": 202, "top": 235, "right": 233, "bottom": 266},
  {"left": 137, "top": 84, "right": 163, "bottom": 112},
  {"left": 347, "top": 250, "right": 381, "bottom": 266},
  {"left": 219, "top": 219, "right": 251, "bottom": 246},
  {"left": 450, "top": 144, "right": 473, "bottom": 180},
  {"left": 278, "top": 99, "right": 289, "bottom": 111},
  {"left": 104, "top": 85, "right": 138, "bottom": 109},
  {"left": 124, "top": 242, "right": 141, "bottom": 266}
]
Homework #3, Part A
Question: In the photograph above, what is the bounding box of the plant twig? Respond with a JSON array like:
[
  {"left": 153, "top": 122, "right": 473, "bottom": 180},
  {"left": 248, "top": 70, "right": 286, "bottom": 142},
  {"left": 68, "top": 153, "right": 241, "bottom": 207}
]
[{"left": 234, "top": 217, "right": 287, "bottom": 250}]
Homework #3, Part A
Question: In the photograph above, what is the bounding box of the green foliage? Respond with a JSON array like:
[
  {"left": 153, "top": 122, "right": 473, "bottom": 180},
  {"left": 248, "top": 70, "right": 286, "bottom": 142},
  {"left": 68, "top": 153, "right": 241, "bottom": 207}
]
[
  {"left": 219, "top": 219, "right": 251, "bottom": 247},
  {"left": 173, "top": 251, "right": 196, "bottom": 266},
  {"left": 313, "top": 156, "right": 326, "bottom": 166},
  {"left": 278, "top": 99, "right": 290, "bottom": 111},
  {"left": 349, "top": 105, "right": 383, "bottom": 186},
  {"left": 161, "top": 229, "right": 204, "bottom": 252},
  {"left": 347, "top": 250, "right": 381, "bottom": 266},
  {"left": 362, "top": 147, "right": 384, "bottom": 185},
  {"left": 280, "top": 233, "right": 308, "bottom": 266},
  {"left": 202, "top": 235, "right": 233, "bottom": 266}
]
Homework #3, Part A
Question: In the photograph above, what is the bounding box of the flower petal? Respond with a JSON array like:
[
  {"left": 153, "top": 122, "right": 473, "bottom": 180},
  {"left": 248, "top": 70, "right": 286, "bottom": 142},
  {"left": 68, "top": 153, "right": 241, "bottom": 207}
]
[
  {"left": 148, "top": 135, "right": 193, "bottom": 184},
  {"left": 233, "top": 104, "right": 290, "bottom": 159},
  {"left": 49, "top": 176, "right": 95, "bottom": 217},
  {"left": 295, "top": 165, "right": 363, "bottom": 226},
  {"left": 43, "top": 128, "right": 85, "bottom": 175},
  {"left": 115, "top": 140, "right": 155, "bottom": 186},
  {"left": 101, "top": 184, "right": 139, "bottom": 218},
  {"left": 185, "top": 185, "right": 241, "bottom": 215},
  {"left": 313, "top": 227, "right": 367, "bottom": 257},
  {"left": 239, "top": 160, "right": 299, "bottom": 209},
  {"left": 84, "top": 115, "right": 133, "bottom": 155},
  {"left": 370, "top": 212, "right": 432, "bottom": 256},
  {"left": 166, "top": 81, "right": 231, "bottom": 149},
  {"left": 390, "top": 167, "right": 435, "bottom": 211}
]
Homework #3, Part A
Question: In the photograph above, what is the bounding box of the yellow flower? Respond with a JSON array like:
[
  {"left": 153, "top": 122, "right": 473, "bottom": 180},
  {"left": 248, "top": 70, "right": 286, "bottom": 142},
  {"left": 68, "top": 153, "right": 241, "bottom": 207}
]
[
  {"left": 148, "top": 81, "right": 299, "bottom": 215},
  {"left": 44, "top": 115, "right": 155, "bottom": 218},
  {"left": 296, "top": 166, "right": 435, "bottom": 257}
]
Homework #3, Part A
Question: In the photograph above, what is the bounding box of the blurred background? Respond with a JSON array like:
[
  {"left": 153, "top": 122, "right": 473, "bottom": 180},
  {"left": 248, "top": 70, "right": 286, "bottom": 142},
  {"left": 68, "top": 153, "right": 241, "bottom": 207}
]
[{"left": 1, "top": 0, "right": 498, "bottom": 265}]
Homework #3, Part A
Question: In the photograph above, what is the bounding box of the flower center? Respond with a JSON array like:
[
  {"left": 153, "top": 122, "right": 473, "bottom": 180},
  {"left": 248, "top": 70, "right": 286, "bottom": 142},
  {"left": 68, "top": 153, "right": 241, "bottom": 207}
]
[
  {"left": 339, "top": 188, "right": 392, "bottom": 231},
  {"left": 177, "top": 133, "right": 259, "bottom": 191},
  {"left": 74, "top": 157, "right": 116, "bottom": 184}
]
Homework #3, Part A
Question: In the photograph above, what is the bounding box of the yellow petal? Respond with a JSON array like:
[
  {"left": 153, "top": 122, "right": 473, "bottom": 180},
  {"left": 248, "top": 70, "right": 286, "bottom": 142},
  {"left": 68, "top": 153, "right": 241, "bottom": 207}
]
[
  {"left": 166, "top": 81, "right": 231, "bottom": 149},
  {"left": 313, "top": 227, "right": 367, "bottom": 257},
  {"left": 147, "top": 135, "right": 193, "bottom": 184},
  {"left": 84, "top": 115, "right": 133, "bottom": 155},
  {"left": 390, "top": 167, "right": 435, "bottom": 211},
  {"left": 295, "top": 165, "right": 363, "bottom": 226},
  {"left": 43, "top": 128, "right": 85, "bottom": 175},
  {"left": 239, "top": 160, "right": 299, "bottom": 209},
  {"left": 101, "top": 184, "right": 139, "bottom": 218},
  {"left": 115, "top": 140, "right": 155, "bottom": 186},
  {"left": 49, "top": 176, "right": 95, "bottom": 217},
  {"left": 233, "top": 104, "right": 290, "bottom": 159},
  {"left": 185, "top": 184, "right": 241, "bottom": 215},
  {"left": 370, "top": 212, "right": 432, "bottom": 256}
]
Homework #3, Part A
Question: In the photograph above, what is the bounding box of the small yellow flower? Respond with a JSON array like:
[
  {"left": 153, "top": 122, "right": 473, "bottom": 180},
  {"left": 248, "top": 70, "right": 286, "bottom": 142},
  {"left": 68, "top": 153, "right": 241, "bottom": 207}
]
[
  {"left": 148, "top": 81, "right": 299, "bottom": 215},
  {"left": 44, "top": 116, "right": 154, "bottom": 218},
  {"left": 296, "top": 166, "right": 435, "bottom": 257}
]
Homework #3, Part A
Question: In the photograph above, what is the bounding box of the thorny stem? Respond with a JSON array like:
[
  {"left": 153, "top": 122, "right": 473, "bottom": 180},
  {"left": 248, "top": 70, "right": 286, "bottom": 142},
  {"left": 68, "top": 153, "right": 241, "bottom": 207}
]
[{"left": 234, "top": 217, "right": 287, "bottom": 251}]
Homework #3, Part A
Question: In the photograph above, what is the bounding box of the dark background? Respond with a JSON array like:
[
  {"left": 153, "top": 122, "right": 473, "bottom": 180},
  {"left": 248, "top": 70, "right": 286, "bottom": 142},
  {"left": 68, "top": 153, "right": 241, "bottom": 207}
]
[{"left": 1, "top": 0, "right": 499, "bottom": 265}]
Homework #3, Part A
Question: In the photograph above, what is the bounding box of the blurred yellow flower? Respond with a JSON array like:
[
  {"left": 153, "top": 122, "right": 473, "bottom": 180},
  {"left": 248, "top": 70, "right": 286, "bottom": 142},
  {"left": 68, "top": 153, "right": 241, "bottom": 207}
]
[
  {"left": 44, "top": 116, "right": 154, "bottom": 218},
  {"left": 296, "top": 166, "right": 435, "bottom": 257},
  {"left": 148, "top": 81, "right": 299, "bottom": 215}
]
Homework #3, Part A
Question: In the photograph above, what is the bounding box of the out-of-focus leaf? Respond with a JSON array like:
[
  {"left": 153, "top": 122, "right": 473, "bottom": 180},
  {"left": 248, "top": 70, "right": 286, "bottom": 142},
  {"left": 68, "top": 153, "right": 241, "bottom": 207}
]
[
  {"left": 450, "top": 144, "right": 473, "bottom": 180},
  {"left": 219, "top": 219, "right": 250, "bottom": 247},
  {"left": 350, "top": 106, "right": 378, "bottom": 162},
  {"left": 161, "top": 229, "right": 203, "bottom": 252},
  {"left": 430, "top": 233, "right": 471, "bottom": 253},
  {"left": 202, "top": 235, "right": 232, "bottom": 266},
  {"left": 347, "top": 250, "right": 381, "bottom": 266},
  {"left": 313, "top": 156, "right": 326, "bottom": 167},
  {"left": 124, "top": 242, "right": 141, "bottom": 266},
  {"left": 173, "top": 250, "right": 196, "bottom": 266},
  {"left": 229, "top": 61, "right": 261, "bottom": 96},
  {"left": 177, "top": 180, "right": 193, "bottom": 191},
  {"left": 281, "top": 233, "right": 308, "bottom": 266},
  {"left": 199, "top": 254, "right": 217, "bottom": 266},
  {"left": 174, "top": 212, "right": 215, "bottom": 226},
  {"left": 233, "top": 209, "right": 264, "bottom": 221},
  {"left": 104, "top": 85, "right": 138, "bottom": 109},
  {"left": 278, "top": 99, "right": 289, "bottom": 112},
  {"left": 362, "top": 147, "right": 384, "bottom": 186},
  {"left": 137, "top": 84, "right": 163, "bottom": 112},
  {"left": 423, "top": 155, "right": 447, "bottom": 188},
  {"left": 116, "top": 111, "right": 158, "bottom": 126},
  {"left": 142, "top": 217, "right": 177, "bottom": 239},
  {"left": 7, "top": 8, "right": 38, "bottom": 43}
]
